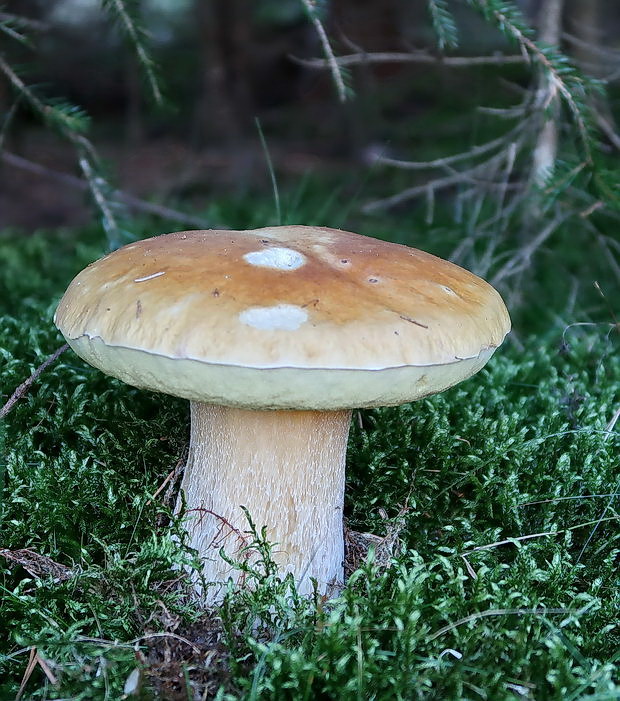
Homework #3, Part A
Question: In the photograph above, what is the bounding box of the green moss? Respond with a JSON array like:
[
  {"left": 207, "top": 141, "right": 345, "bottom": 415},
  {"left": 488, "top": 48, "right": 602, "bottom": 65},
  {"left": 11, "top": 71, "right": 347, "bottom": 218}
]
[{"left": 0, "top": 224, "right": 618, "bottom": 698}]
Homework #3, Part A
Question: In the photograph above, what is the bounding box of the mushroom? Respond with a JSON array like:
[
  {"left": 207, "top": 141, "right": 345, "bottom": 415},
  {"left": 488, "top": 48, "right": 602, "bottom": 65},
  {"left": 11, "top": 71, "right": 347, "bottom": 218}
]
[{"left": 54, "top": 226, "right": 510, "bottom": 601}]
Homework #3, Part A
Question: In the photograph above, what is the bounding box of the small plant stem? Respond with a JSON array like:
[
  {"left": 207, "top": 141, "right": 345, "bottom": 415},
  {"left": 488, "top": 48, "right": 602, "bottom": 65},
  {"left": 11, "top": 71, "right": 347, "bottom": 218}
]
[{"left": 255, "top": 118, "right": 281, "bottom": 225}]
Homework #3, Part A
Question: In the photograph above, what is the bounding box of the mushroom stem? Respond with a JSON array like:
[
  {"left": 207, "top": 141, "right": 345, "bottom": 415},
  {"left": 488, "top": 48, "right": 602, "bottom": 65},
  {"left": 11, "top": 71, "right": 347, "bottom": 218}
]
[{"left": 179, "top": 402, "right": 351, "bottom": 600}]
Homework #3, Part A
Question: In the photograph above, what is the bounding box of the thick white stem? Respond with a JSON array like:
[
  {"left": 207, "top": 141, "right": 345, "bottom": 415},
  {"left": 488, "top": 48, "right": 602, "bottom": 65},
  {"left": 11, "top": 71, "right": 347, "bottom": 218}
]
[{"left": 178, "top": 403, "right": 351, "bottom": 601}]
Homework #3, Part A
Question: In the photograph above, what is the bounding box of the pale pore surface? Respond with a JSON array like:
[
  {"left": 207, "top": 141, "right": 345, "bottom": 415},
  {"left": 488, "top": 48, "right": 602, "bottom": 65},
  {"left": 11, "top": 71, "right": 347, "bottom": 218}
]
[
  {"left": 65, "top": 336, "right": 495, "bottom": 409},
  {"left": 180, "top": 404, "right": 351, "bottom": 600}
]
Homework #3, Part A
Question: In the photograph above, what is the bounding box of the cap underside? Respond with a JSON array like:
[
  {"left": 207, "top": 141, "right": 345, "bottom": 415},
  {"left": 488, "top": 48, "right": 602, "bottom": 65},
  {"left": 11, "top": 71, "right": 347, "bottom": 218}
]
[{"left": 67, "top": 334, "right": 497, "bottom": 410}]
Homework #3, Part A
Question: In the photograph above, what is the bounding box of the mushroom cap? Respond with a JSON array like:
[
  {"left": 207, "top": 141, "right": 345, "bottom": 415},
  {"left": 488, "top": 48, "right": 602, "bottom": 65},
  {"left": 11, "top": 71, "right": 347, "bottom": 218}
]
[{"left": 54, "top": 226, "right": 510, "bottom": 410}]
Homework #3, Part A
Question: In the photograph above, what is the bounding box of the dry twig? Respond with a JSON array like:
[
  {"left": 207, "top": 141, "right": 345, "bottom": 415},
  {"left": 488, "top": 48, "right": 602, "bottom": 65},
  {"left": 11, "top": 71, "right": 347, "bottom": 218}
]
[
  {"left": 299, "top": 0, "right": 348, "bottom": 103},
  {"left": 0, "top": 548, "right": 74, "bottom": 582},
  {"left": 16, "top": 647, "right": 58, "bottom": 701},
  {"left": 0, "top": 344, "right": 69, "bottom": 420},
  {"left": 294, "top": 51, "right": 526, "bottom": 69}
]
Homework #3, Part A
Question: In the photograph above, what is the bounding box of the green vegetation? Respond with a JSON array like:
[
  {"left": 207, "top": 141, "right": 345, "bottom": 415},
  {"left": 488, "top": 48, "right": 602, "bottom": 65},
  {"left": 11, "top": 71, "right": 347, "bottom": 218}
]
[{"left": 1, "top": 205, "right": 618, "bottom": 698}]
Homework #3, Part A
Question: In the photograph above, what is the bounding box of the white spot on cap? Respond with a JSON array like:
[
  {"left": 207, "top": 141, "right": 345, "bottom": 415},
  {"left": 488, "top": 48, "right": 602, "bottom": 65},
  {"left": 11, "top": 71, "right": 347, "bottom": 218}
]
[
  {"left": 239, "top": 304, "right": 308, "bottom": 331},
  {"left": 243, "top": 248, "right": 306, "bottom": 270}
]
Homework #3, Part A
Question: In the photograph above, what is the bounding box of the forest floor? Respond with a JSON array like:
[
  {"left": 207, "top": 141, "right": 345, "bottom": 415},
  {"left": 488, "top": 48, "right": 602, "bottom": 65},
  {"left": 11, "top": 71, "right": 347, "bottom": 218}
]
[{"left": 0, "top": 198, "right": 619, "bottom": 698}]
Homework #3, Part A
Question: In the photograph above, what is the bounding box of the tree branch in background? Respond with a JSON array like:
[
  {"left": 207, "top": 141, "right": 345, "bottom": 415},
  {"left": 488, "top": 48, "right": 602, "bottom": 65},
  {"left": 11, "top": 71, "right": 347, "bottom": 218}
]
[
  {"left": 101, "top": 0, "right": 163, "bottom": 105},
  {"left": 427, "top": 0, "right": 459, "bottom": 51},
  {"left": 299, "top": 0, "right": 348, "bottom": 103},
  {"left": 370, "top": 121, "right": 527, "bottom": 171},
  {"left": 0, "top": 12, "right": 49, "bottom": 33},
  {"left": 0, "top": 2, "right": 165, "bottom": 248},
  {"left": 0, "top": 151, "right": 214, "bottom": 230},
  {"left": 0, "top": 52, "right": 126, "bottom": 247},
  {"left": 530, "top": 0, "right": 565, "bottom": 187},
  {"left": 294, "top": 51, "right": 526, "bottom": 69},
  {"left": 467, "top": 0, "right": 592, "bottom": 160},
  {"left": 362, "top": 143, "right": 525, "bottom": 214},
  {"left": 490, "top": 211, "right": 570, "bottom": 286}
]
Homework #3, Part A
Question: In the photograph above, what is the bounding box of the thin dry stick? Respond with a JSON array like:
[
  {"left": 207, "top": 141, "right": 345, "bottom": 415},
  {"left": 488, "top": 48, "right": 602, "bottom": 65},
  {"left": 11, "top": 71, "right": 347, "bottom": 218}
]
[
  {"left": 15, "top": 647, "right": 57, "bottom": 700},
  {"left": 371, "top": 122, "right": 526, "bottom": 171},
  {"left": 299, "top": 0, "right": 347, "bottom": 103},
  {"left": 460, "top": 516, "right": 619, "bottom": 560},
  {"left": 15, "top": 647, "right": 37, "bottom": 701},
  {"left": 33, "top": 652, "right": 57, "bottom": 686},
  {"left": 146, "top": 456, "right": 185, "bottom": 507},
  {"left": 129, "top": 632, "right": 201, "bottom": 655},
  {"left": 575, "top": 404, "right": 620, "bottom": 564},
  {"left": 489, "top": 211, "right": 569, "bottom": 286},
  {"left": 294, "top": 51, "right": 526, "bottom": 69},
  {"left": 0, "top": 344, "right": 68, "bottom": 420},
  {"left": 605, "top": 406, "right": 620, "bottom": 434},
  {"left": 562, "top": 32, "right": 620, "bottom": 62},
  {"left": 520, "top": 493, "right": 620, "bottom": 507},
  {"left": 595, "top": 112, "right": 620, "bottom": 151},
  {"left": 363, "top": 148, "right": 517, "bottom": 213},
  {"left": 461, "top": 529, "right": 557, "bottom": 556}
]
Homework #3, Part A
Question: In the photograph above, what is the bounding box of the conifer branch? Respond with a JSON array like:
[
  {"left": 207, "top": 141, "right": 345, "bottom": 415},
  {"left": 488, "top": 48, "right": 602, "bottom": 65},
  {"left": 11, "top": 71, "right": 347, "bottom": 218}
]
[
  {"left": 299, "top": 0, "right": 349, "bottom": 103},
  {"left": 427, "top": 0, "right": 459, "bottom": 50},
  {"left": 466, "top": 0, "right": 593, "bottom": 160},
  {"left": 0, "top": 53, "right": 124, "bottom": 246},
  {"left": 100, "top": 0, "right": 163, "bottom": 105}
]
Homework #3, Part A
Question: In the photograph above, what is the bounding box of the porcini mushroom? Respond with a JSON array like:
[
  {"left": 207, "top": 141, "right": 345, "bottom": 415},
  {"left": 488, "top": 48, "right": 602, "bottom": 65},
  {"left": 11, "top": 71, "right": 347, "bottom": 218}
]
[{"left": 54, "top": 226, "right": 510, "bottom": 601}]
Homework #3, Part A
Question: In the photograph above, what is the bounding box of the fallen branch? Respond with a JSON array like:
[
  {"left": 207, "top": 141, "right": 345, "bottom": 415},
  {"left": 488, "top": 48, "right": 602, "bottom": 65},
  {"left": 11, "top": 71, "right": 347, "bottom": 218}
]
[
  {"left": 0, "top": 547, "right": 74, "bottom": 582},
  {"left": 0, "top": 344, "right": 69, "bottom": 420}
]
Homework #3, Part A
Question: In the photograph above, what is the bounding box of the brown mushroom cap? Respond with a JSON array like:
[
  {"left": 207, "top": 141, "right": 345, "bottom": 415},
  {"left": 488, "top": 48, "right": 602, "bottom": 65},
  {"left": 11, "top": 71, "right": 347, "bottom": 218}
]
[{"left": 54, "top": 226, "right": 510, "bottom": 409}]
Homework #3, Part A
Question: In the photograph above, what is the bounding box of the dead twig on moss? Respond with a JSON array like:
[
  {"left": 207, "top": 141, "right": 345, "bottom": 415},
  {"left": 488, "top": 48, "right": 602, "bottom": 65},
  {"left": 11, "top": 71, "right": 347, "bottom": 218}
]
[
  {"left": 0, "top": 548, "right": 74, "bottom": 582},
  {"left": 16, "top": 647, "right": 58, "bottom": 701},
  {"left": 0, "top": 344, "right": 69, "bottom": 420}
]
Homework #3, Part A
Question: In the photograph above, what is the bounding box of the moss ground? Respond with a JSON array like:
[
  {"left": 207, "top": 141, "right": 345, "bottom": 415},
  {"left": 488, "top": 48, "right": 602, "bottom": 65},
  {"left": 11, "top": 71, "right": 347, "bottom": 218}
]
[{"left": 0, "top": 205, "right": 618, "bottom": 699}]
